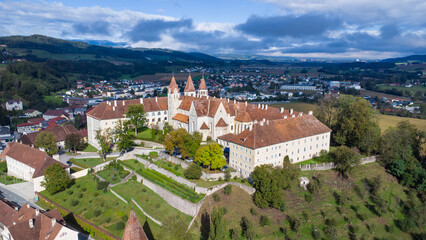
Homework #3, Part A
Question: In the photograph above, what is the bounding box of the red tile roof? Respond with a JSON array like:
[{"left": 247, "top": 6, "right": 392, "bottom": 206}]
[
  {"left": 86, "top": 98, "right": 168, "bottom": 120},
  {"left": 173, "top": 113, "right": 189, "bottom": 123},
  {"left": 200, "top": 122, "right": 209, "bottom": 130},
  {"left": 216, "top": 118, "right": 228, "bottom": 127},
  {"left": 1, "top": 142, "right": 68, "bottom": 178},
  {"left": 19, "top": 124, "right": 79, "bottom": 146},
  {"left": 219, "top": 115, "right": 331, "bottom": 149},
  {"left": 184, "top": 75, "right": 196, "bottom": 92},
  {"left": 122, "top": 210, "right": 148, "bottom": 240},
  {"left": 199, "top": 77, "right": 207, "bottom": 90}
]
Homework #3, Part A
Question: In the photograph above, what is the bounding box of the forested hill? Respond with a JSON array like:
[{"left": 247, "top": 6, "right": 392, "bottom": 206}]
[
  {"left": 0, "top": 34, "right": 223, "bottom": 63},
  {"left": 381, "top": 55, "right": 426, "bottom": 63}
]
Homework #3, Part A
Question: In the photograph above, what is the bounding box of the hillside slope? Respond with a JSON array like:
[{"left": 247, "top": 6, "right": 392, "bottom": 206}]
[{"left": 188, "top": 162, "right": 424, "bottom": 239}]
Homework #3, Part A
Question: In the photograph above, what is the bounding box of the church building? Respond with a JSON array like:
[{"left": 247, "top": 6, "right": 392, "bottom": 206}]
[{"left": 86, "top": 75, "right": 331, "bottom": 175}]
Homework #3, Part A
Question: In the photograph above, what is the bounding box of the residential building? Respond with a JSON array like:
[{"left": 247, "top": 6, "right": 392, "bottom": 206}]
[
  {"left": 0, "top": 142, "right": 69, "bottom": 191},
  {"left": 280, "top": 85, "right": 319, "bottom": 91},
  {"left": 24, "top": 109, "right": 42, "bottom": 118},
  {"left": 0, "top": 201, "right": 78, "bottom": 240},
  {"left": 4, "top": 99, "right": 23, "bottom": 111},
  {"left": 43, "top": 110, "right": 69, "bottom": 121},
  {"left": 19, "top": 124, "right": 80, "bottom": 149},
  {"left": 17, "top": 122, "right": 43, "bottom": 134},
  {"left": 0, "top": 126, "right": 14, "bottom": 144}
]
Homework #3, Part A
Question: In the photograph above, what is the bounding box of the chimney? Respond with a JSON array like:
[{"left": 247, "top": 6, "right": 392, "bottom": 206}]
[
  {"left": 254, "top": 120, "right": 258, "bottom": 124},
  {"left": 27, "top": 204, "right": 30, "bottom": 208},
  {"left": 245, "top": 101, "right": 247, "bottom": 106},
  {"left": 292, "top": 114, "right": 295, "bottom": 118},
  {"left": 227, "top": 98, "right": 229, "bottom": 103},
  {"left": 308, "top": 111, "right": 313, "bottom": 115},
  {"left": 113, "top": 106, "right": 115, "bottom": 111},
  {"left": 266, "top": 120, "right": 269, "bottom": 124},
  {"left": 155, "top": 97, "right": 158, "bottom": 102},
  {"left": 140, "top": 98, "right": 143, "bottom": 104},
  {"left": 299, "top": 112, "right": 303, "bottom": 116},
  {"left": 284, "top": 115, "right": 288, "bottom": 119},
  {"left": 290, "top": 109, "right": 293, "bottom": 115},
  {"left": 263, "top": 118, "right": 265, "bottom": 123},
  {"left": 258, "top": 104, "right": 260, "bottom": 109},
  {"left": 249, "top": 125, "right": 253, "bottom": 131},
  {"left": 114, "top": 100, "right": 117, "bottom": 106},
  {"left": 207, "top": 96, "right": 209, "bottom": 99},
  {"left": 36, "top": 209, "right": 39, "bottom": 216},
  {"left": 260, "top": 121, "right": 264, "bottom": 126},
  {"left": 280, "top": 107, "right": 284, "bottom": 113},
  {"left": 52, "top": 218, "right": 56, "bottom": 227},
  {"left": 234, "top": 100, "right": 236, "bottom": 104},
  {"left": 107, "top": 101, "right": 111, "bottom": 106},
  {"left": 265, "top": 105, "right": 268, "bottom": 110},
  {"left": 122, "top": 101, "right": 125, "bottom": 106},
  {"left": 29, "top": 219, "right": 34, "bottom": 228}
]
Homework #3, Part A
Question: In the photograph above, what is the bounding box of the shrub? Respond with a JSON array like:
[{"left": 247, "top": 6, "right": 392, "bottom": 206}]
[
  {"left": 81, "top": 187, "right": 87, "bottom": 192},
  {"left": 213, "top": 193, "right": 221, "bottom": 202},
  {"left": 250, "top": 207, "right": 258, "bottom": 216},
  {"left": 241, "top": 178, "right": 247, "bottom": 183},
  {"left": 96, "top": 180, "right": 109, "bottom": 192},
  {"left": 222, "top": 207, "right": 227, "bottom": 215},
  {"left": 260, "top": 215, "right": 271, "bottom": 227},
  {"left": 69, "top": 199, "right": 79, "bottom": 206},
  {"left": 75, "top": 184, "right": 80, "bottom": 188},
  {"left": 77, "top": 193, "right": 83, "bottom": 198},
  {"left": 233, "top": 176, "right": 238, "bottom": 180},
  {"left": 131, "top": 175, "right": 136, "bottom": 181},
  {"left": 174, "top": 164, "right": 180, "bottom": 171},
  {"left": 142, "top": 188, "right": 147, "bottom": 192},
  {"left": 223, "top": 185, "right": 232, "bottom": 195},
  {"left": 156, "top": 203, "right": 160, "bottom": 209},
  {"left": 94, "top": 192, "right": 99, "bottom": 197},
  {"left": 105, "top": 217, "right": 111, "bottom": 223},
  {"left": 287, "top": 215, "right": 300, "bottom": 233},
  {"left": 93, "top": 210, "right": 101, "bottom": 217},
  {"left": 305, "top": 193, "right": 313, "bottom": 202},
  {"left": 218, "top": 177, "right": 223, "bottom": 181},
  {"left": 115, "top": 221, "right": 125, "bottom": 231},
  {"left": 184, "top": 163, "right": 202, "bottom": 180},
  {"left": 224, "top": 170, "right": 231, "bottom": 181},
  {"left": 324, "top": 218, "right": 337, "bottom": 239},
  {"left": 121, "top": 215, "right": 128, "bottom": 222},
  {"left": 280, "top": 202, "right": 286, "bottom": 212},
  {"left": 67, "top": 190, "right": 73, "bottom": 195}
]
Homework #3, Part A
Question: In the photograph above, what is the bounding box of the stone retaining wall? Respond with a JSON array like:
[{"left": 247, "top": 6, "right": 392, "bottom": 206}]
[
  {"left": 299, "top": 156, "right": 377, "bottom": 171},
  {"left": 70, "top": 169, "right": 88, "bottom": 179},
  {"left": 109, "top": 188, "right": 128, "bottom": 204}
]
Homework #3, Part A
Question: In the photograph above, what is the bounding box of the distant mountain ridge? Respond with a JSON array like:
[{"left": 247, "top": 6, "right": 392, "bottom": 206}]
[
  {"left": 381, "top": 55, "right": 426, "bottom": 63},
  {"left": 0, "top": 34, "right": 223, "bottom": 63}
]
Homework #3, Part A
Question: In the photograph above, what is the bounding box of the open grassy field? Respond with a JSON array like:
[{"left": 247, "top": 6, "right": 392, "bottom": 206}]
[
  {"left": 82, "top": 144, "right": 98, "bottom": 152},
  {"left": 378, "top": 114, "right": 426, "bottom": 132},
  {"left": 377, "top": 84, "right": 426, "bottom": 96},
  {"left": 269, "top": 102, "right": 319, "bottom": 114},
  {"left": 112, "top": 181, "right": 192, "bottom": 224},
  {"left": 188, "top": 162, "right": 422, "bottom": 239}
]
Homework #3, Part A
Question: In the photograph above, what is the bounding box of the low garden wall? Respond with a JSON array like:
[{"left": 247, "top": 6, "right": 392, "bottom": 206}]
[
  {"left": 70, "top": 169, "right": 88, "bottom": 179},
  {"left": 299, "top": 156, "right": 377, "bottom": 171}
]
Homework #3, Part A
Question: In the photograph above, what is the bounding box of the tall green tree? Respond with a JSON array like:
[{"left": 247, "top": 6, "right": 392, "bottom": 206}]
[
  {"left": 332, "top": 95, "right": 379, "bottom": 151},
  {"left": 65, "top": 133, "right": 85, "bottom": 153},
  {"left": 195, "top": 143, "right": 226, "bottom": 170},
  {"left": 209, "top": 207, "right": 227, "bottom": 240},
  {"left": 164, "top": 128, "right": 202, "bottom": 158},
  {"left": 316, "top": 96, "right": 337, "bottom": 127},
  {"left": 332, "top": 146, "right": 361, "bottom": 177},
  {"left": 35, "top": 132, "right": 57, "bottom": 156},
  {"left": 251, "top": 165, "right": 283, "bottom": 209},
  {"left": 125, "top": 104, "right": 146, "bottom": 136},
  {"left": 279, "top": 156, "right": 301, "bottom": 190},
  {"left": 41, "top": 163, "right": 71, "bottom": 194},
  {"left": 95, "top": 128, "right": 112, "bottom": 161},
  {"left": 114, "top": 120, "right": 134, "bottom": 152}
]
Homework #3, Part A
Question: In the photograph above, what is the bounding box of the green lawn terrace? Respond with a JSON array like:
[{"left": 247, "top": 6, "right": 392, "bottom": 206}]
[
  {"left": 112, "top": 181, "right": 192, "bottom": 224},
  {"left": 120, "top": 159, "right": 204, "bottom": 203},
  {"left": 96, "top": 168, "right": 130, "bottom": 185},
  {"left": 70, "top": 157, "right": 117, "bottom": 168},
  {"left": 38, "top": 175, "right": 161, "bottom": 239}
]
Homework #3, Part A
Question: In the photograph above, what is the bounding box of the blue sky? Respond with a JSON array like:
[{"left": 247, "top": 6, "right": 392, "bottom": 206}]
[{"left": 0, "top": 0, "right": 425, "bottom": 59}]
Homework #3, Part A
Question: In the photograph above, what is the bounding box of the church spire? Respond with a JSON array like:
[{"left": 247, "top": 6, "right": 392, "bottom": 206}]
[
  {"left": 199, "top": 76, "right": 207, "bottom": 90},
  {"left": 168, "top": 73, "right": 179, "bottom": 94},
  {"left": 184, "top": 74, "right": 196, "bottom": 96}
]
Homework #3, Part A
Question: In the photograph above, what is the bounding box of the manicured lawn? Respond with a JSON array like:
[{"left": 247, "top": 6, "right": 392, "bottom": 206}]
[
  {"left": 39, "top": 175, "right": 159, "bottom": 238},
  {"left": 70, "top": 157, "right": 117, "bottom": 168},
  {"left": 112, "top": 181, "right": 192, "bottom": 224},
  {"left": 132, "top": 127, "right": 153, "bottom": 140},
  {"left": 82, "top": 144, "right": 98, "bottom": 152},
  {"left": 120, "top": 159, "right": 204, "bottom": 203},
  {"left": 97, "top": 169, "right": 130, "bottom": 185},
  {"left": 153, "top": 159, "right": 185, "bottom": 177}
]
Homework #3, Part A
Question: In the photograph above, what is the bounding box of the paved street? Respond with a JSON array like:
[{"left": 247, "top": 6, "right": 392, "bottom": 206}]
[{"left": 0, "top": 183, "right": 37, "bottom": 208}]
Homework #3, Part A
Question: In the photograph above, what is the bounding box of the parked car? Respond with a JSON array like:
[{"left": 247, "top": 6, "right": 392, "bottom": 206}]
[
  {"left": 186, "top": 158, "right": 194, "bottom": 163},
  {"left": 222, "top": 165, "right": 229, "bottom": 171},
  {"left": 66, "top": 161, "right": 72, "bottom": 166}
]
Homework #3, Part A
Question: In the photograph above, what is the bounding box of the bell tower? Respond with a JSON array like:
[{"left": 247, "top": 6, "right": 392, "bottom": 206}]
[
  {"left": 168, "top": 74, "right": 180, "bottom": 123},
  {"left": 198, "top": 76, "right": 208, "bottom": 97},
  {"left": 184, "top": 74, "right": 196, "bottom": 97}
]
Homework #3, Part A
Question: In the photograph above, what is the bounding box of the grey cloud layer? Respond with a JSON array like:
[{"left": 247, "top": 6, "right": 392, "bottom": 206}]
[{"left": 0, "top": 1, "right": 425, "bottom": 58}]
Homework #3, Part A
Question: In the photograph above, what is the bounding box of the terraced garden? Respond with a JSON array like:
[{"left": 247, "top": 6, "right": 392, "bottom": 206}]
[{"left": 120, "top": 159, "right": 204, "bottom": 203}]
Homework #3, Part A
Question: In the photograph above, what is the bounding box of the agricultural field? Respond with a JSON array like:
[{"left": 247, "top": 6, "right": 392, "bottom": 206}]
[
  {"left": 376, "top": 84, "right": 426, "bottom": 96},
  {"left": 188, "top": 162, "right": 422, "bottom": 239},
  {"left": 378, "top": 114, "right": 426, "bottom": 132}
]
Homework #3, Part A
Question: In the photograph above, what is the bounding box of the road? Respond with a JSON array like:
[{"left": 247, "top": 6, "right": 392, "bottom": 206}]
[{"left": 0, "top": 183, "right": 37, "bottom": 208}]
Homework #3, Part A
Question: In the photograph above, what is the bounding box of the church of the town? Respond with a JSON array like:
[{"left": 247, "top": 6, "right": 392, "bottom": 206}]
[{"left": 87, "top": 75, "right": 331, "bottom": 175}]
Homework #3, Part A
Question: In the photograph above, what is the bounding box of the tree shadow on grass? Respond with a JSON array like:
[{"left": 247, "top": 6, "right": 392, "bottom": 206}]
[{"left": 200, "top": 211, "right": 210, "bottom": 240}]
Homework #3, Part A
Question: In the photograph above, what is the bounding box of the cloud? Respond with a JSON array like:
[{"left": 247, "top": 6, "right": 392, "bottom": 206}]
[
  {"left": 236, "top": 14, "right": 342, "bottom": 38},
  {"left": 73, "top": 21, "right": 110, "bottom": 35},
  {"left": 127, "top": 18, "right": 192, "bottom": 42}
]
